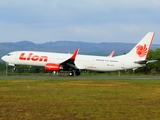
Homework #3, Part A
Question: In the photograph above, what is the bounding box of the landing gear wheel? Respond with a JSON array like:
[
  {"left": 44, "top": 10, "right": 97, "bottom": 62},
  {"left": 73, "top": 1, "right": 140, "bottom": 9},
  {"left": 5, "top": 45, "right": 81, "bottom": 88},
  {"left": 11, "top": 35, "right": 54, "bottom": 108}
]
[
  {"left": 75, "top": 71, "right": 80, "bottom": 76},
  {"left": 69, "top": 71, "right": 74, "bottom": 76},
  {"left": 13, "top": 67, "right": 16, "bottom": 71}
]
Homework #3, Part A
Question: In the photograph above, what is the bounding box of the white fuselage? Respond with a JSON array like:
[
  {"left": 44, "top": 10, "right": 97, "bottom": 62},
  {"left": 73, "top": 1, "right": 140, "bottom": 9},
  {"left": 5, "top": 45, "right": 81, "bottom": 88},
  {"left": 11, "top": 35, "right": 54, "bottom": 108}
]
[{"left": 2, "top": 51, "right": 144, "bottom": 72}]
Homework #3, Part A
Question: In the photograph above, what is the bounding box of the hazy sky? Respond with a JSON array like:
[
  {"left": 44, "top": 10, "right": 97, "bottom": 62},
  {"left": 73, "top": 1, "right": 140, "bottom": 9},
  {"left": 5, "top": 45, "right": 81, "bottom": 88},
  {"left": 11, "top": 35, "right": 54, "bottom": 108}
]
[{"left": 0, "top": 0, "right": 160, "bottom": 44}]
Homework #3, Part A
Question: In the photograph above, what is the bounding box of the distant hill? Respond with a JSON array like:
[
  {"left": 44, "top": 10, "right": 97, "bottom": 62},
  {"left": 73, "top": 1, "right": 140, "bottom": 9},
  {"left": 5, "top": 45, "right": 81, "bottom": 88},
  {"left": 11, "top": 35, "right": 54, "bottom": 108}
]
[{"left": 0, "top": 41, "right": 160, "bottom": 59}]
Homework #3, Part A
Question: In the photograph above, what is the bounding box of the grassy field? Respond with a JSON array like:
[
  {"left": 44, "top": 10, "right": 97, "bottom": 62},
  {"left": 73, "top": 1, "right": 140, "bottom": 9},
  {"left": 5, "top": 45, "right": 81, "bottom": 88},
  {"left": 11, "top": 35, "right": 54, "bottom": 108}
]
[{"left": 0, "top": 78, "right": 160, "bottom": 120}]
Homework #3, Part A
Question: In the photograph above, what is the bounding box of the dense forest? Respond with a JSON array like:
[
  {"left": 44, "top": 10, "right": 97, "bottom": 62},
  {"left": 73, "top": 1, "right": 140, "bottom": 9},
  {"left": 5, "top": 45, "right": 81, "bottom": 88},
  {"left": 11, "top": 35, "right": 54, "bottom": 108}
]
[{"left": 0, "top": 48, "right": 160, "bottom": 75}]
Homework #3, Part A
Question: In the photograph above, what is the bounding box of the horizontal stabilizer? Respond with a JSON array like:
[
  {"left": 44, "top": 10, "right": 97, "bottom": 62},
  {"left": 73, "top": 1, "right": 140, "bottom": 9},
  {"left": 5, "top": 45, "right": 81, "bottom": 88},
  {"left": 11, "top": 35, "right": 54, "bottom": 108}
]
[
  {"left": 134, "top": 60, "right": 147, "bottom": 64},
  {"left": 135, "top": 60, "right": 158, "bottom": 64},
  {"left": 147, "top": 60, "right": 158, "bottom": 64}
]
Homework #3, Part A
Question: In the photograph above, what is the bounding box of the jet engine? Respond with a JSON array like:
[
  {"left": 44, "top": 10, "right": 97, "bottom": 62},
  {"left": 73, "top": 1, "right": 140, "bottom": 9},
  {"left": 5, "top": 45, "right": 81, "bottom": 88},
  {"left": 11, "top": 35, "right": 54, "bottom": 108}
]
[{"left": 45, "top": 63, "right": 61, "bottom": 71}]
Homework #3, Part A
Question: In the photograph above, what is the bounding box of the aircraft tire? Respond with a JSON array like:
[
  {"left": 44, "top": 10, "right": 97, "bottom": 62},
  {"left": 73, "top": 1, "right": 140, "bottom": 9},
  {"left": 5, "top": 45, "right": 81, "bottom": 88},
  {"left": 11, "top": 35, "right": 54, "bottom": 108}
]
[
  {"left": 75, "top": 71, "right": 80, "bottom": 76},
  {"left": 69, "top": 71, "right": 74, "bottom": 76},
  {"left": 13, "top": 67, "right": 16, "bottom": 71}
]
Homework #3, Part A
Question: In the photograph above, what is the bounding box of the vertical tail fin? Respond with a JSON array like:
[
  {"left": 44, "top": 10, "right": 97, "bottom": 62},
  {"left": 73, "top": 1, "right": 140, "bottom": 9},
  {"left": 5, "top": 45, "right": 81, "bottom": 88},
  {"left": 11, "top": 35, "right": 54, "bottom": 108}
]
[{"left": 126, "top": 32, "right": 155, "bottom": 60}]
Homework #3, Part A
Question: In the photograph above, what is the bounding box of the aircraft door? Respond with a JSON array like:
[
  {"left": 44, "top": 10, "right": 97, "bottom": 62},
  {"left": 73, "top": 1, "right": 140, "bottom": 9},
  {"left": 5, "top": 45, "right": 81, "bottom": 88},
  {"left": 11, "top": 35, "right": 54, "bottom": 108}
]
[{"left": 121, "top": 60, "right": 125, "bottom": 69}]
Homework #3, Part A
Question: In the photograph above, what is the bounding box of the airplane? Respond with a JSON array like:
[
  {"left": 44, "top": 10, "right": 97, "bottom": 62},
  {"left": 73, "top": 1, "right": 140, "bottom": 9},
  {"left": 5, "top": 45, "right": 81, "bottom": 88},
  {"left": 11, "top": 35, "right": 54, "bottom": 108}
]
[{"left": 1, "top": 32, "right": 157, "bottom": 76}]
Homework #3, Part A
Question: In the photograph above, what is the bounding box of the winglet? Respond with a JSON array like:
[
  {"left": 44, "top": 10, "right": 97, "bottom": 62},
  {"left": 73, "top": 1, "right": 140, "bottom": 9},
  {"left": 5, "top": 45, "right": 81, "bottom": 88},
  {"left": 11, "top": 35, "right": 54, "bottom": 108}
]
[
  {"left": 108, "top": 50, "right": 115, "bottom": 57},
  {"left": 70, "top": 49, "right": 79, "bottom": 60}
]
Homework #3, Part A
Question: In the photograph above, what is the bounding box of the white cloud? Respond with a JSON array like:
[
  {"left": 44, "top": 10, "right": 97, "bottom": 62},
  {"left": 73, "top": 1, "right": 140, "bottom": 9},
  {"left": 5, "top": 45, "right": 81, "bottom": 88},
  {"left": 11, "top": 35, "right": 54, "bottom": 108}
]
[{"left": 0, "top": 0, "right": 160, "bottom": 44}]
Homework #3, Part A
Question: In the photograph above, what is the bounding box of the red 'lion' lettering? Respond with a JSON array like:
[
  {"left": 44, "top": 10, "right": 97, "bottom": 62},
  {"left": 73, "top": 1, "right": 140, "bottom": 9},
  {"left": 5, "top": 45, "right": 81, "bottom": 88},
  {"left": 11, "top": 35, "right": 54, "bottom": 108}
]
[
  {"left": 31, "top": 55, "right": 39, "bottom": 61},
  {"left": 19, "top": 53, "right": 48, "bottom": 62}
]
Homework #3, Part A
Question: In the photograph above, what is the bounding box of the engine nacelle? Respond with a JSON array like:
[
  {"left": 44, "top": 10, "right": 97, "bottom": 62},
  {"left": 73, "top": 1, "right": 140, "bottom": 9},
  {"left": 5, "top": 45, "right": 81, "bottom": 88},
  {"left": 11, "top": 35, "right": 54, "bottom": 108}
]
[{"left": 45, "top": 63, "right": 60, "bottom": 71}]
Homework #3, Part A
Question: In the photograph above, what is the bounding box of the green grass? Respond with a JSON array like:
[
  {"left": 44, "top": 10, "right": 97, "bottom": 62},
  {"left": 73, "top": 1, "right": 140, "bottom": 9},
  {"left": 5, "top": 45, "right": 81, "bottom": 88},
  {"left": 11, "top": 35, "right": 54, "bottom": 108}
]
[{"left": 0, "top": 78, "right": 160, "bottom": 120}]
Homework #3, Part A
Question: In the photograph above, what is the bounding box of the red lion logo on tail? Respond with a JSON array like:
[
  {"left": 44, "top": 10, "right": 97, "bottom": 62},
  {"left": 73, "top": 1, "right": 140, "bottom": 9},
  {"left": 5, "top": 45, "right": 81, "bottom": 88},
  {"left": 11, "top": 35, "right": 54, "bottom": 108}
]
[{"left": 136, "top": 44, "right": 147, "bottom": 57}]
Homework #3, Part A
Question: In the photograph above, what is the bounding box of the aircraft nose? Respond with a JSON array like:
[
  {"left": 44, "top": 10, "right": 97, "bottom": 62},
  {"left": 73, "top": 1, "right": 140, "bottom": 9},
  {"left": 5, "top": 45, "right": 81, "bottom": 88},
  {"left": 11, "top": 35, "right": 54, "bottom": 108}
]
[{"left": 1, "top": 55, "right": 7, "bottom": 62}]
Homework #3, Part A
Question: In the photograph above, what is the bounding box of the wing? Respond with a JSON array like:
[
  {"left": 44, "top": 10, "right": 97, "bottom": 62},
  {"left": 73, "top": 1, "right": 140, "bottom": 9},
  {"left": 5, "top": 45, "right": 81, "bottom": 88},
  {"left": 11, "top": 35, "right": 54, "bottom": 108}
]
[{"left": 60, "top": 49, "right": 79, "bottom": 71}]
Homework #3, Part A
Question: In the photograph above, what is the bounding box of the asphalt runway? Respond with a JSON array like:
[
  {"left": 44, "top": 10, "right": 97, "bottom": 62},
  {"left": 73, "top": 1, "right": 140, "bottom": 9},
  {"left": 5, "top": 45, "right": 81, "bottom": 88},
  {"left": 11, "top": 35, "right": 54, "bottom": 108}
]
[{"left": 0, "top": 75, "right": 160, "bottom": 80}]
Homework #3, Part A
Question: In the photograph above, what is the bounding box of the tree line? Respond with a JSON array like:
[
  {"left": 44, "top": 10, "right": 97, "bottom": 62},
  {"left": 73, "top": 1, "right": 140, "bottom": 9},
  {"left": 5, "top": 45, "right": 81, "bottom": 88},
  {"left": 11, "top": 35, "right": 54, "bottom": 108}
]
[{"left": 0, "top": 48, "right": 160, "bottom": 75}]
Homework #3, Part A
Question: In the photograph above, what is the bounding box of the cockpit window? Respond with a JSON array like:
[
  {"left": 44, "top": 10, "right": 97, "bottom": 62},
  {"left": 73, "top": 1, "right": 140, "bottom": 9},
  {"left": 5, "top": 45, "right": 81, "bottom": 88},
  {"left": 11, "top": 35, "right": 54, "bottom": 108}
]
[{"left": 7, "top": 53, "right": 12, "bottom": 56}]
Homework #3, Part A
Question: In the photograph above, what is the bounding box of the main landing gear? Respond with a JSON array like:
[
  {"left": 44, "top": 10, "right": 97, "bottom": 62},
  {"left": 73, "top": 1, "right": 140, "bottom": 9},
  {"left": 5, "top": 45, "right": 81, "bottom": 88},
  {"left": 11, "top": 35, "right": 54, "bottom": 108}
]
[{"left": 69, "top": 70, "right": 81, "bottom": 76}]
